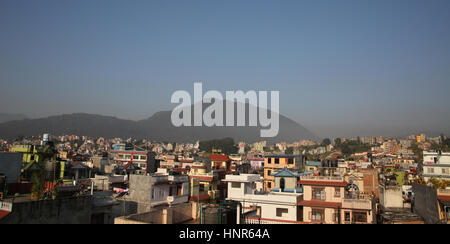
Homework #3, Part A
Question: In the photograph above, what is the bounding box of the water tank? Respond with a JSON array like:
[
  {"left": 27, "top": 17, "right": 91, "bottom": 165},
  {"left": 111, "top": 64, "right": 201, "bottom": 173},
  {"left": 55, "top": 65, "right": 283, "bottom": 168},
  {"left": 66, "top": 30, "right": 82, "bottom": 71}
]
[{"left": 43, "top": 133, "right": 50, "bottom": 142}]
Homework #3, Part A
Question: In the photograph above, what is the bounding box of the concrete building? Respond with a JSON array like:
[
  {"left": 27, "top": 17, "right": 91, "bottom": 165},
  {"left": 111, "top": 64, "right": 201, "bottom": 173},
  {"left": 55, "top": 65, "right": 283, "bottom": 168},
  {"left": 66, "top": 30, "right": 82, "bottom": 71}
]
[
  {"left": 422, "top": 151, "right": 450, "bottom": 182},
  {"left": 224, "top": 174, "right": 304, "bottom": 224},
  {"left": 110, "top": 150, "right": 159, "bottom": 175},
  {"left": 263, "top": 155, "right": 302, "bottom": 191},
  {"left": 298, "top": 175, "right": 375, "bottom": 224},
  {"left": 188, "top": 162, "right": 221, "bottom": 202},
  {"left": 128, "top": 170, "right": 189, "bottom": 213}
]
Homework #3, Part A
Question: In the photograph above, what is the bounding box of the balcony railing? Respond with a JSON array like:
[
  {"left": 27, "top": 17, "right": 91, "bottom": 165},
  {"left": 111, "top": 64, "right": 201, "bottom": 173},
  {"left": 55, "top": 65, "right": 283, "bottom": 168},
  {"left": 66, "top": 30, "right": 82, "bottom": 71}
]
[
  {"left": 300, "top": 175, "right": 344, "bottom": 182},
  {"left": 245, "top": 217, "right": 302, "bottom": 224}
]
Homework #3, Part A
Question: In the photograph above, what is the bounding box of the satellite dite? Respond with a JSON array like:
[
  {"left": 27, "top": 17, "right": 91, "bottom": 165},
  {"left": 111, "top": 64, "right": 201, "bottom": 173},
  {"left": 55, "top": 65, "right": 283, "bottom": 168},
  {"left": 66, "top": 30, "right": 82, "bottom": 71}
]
[{"left": 170, "top": 82, "right": 280, "bottom": 137}]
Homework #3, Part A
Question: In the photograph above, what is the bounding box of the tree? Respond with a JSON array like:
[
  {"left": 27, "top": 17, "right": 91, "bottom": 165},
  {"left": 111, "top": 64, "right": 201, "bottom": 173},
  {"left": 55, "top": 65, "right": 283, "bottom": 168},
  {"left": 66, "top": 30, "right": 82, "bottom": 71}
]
[
  {"left": 334, "top": 138, "right": 342, "bottom": 146},
  {"left": 321, "top": 138, "right": 331, "bottom": 146}
]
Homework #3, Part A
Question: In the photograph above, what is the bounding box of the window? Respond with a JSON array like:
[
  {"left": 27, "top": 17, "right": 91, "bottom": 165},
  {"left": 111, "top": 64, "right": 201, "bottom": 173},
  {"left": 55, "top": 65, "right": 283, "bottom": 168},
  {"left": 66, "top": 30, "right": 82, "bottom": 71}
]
[
  {"left": 276, "top": 208, "right": 288, "bottom": 217},
  {"left": 344, "top": 212, "right": 351, "bottom": 222},
  {"left": 232, "top": 182, "right": 241, "bottom": 189},
  {"left": 334, "top": 187, "right": 341, "bottom": 197},
  {"left": 280, "top": 178, "right": 285, "bottom": 191},
  {"left": 267, "top": 182, "right": 272, "bottom": 188},
  {"left": 428, "top": 168, "right": 434, "bottom": 174},
  {"left": 133, "top": 155, "right": 139, "bottom": 160},
  {"left": 312, "top": 187, "right": 326, "bottom": 201},
  {"left": 352, "top": 211, "right": 367, "bottom": 223},
  {"left": 311, "top": 209, "right": 324, "bottom": 222},
  {"left": 288, "top": 158, "right": 294, "bottom": 164},
  {"left": 275, "top": 158, "right": 280, "bottom": 164},
  {"left": 267, "top": 170, "right": 271, "bottom": 176},
  {"left": 442, "top": 168, "right": 448, "bottom": 174}
]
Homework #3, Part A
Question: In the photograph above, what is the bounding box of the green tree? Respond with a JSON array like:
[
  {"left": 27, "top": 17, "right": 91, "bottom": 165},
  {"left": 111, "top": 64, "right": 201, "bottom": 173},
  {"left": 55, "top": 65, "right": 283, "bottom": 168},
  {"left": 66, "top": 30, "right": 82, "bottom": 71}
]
[
  {"left": 321, "top": 138, "right": 331, "bottom": 146},
  {"left": 334, "top": 138, "right": 342, "bottom": 146}
]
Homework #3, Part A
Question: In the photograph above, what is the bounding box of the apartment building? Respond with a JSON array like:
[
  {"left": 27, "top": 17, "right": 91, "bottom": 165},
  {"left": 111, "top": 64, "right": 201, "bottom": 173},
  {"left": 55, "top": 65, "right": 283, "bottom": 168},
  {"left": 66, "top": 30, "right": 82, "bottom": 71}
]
[
  {"left": 128, "top": 170, "right": 189, "bottom": 213},
  {"left": 422, "top": 151, "right": 450, "bottom": 182},
  {"left": 224, "top": 173, "right": 304, "bottom": 224},
  {"left": 298, "top": 175, "right": 375, "bottom": 224},
  {"left": 263, "top": 155, "right": 301, "bottom": 191},
  {"left": 110, "top": 150, "right": 159, "bottom": 175},
  {"left": 188, "top": 162, "right": 221, "bottom": 202}
]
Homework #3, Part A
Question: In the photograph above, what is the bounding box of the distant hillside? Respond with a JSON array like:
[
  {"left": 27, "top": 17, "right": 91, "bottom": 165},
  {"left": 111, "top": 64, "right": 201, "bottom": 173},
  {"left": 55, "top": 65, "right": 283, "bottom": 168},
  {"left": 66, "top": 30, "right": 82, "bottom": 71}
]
[
  {"left": 0, "top": 104, "right": 319, "bottom": 143},
  {"left": 0, "top": 113, "right": 28, "bottom": 123}
]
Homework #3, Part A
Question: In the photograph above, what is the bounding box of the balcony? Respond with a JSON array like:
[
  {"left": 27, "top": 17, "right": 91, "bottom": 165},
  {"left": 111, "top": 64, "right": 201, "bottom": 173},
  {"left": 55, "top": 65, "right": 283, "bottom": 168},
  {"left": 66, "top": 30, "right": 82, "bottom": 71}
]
[{"left": 342, "top": 198, "right": 372, "bottom": 210}]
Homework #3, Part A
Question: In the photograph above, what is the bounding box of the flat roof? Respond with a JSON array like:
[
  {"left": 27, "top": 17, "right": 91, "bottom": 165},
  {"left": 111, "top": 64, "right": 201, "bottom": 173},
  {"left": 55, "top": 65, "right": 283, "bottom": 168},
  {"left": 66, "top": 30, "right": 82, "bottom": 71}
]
[{"left": 264, "top": 155, "right": 299, "bottom": 158}]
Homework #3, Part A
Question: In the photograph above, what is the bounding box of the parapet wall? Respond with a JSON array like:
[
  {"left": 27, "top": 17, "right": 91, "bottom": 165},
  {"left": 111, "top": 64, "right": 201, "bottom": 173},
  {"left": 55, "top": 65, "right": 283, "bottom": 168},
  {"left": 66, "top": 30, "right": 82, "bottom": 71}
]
[
  {"left": 114, "top": 202, "right": 197, "bottom": 224},
  {"left": 0, "top": 196, "right": 92, "bottom": 224}
]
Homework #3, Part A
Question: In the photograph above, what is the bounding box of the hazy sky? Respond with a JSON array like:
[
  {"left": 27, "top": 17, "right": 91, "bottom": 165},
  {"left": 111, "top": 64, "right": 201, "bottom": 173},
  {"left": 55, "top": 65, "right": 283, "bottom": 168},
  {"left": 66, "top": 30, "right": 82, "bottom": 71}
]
[{"left": 1, "top": 0, "right": 450, "bottom": 138}]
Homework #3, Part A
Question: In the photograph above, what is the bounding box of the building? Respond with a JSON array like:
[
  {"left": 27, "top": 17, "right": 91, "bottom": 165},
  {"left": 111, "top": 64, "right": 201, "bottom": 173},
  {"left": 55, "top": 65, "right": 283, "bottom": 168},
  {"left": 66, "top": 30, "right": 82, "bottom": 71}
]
[
  {"left": 248, "top": 157, "right": 264, "bottom": 171},
  {"left": 128, "top": 170, "right": 189, "bottom": 213},
  {"left": 224, "top": 173, "right": 304, "bottom": 224},
  {"left": 263, "top": 155, "right": 302, "bottom": 191},
  {"left": 188, "top": 162, "right": 221, "bottom": 202},
  {"left": 437, "top": 188, "right": 450, "bottom": 223},
  {"left": 110, "top": 150, "right": 159, "bottom": 175},
  {"left": 422, "top": 151, "right": 450, "bottom": 182},
  {"left": 298, "top": 175, "right": 375, "bottom": 224}
]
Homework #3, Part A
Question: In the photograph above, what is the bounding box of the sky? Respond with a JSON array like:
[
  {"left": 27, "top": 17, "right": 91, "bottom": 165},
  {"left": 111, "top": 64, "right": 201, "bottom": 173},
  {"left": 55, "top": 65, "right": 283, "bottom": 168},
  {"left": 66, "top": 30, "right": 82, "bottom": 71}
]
[{"left": 1, "top": 0, "right": 450, "bottom": 138}]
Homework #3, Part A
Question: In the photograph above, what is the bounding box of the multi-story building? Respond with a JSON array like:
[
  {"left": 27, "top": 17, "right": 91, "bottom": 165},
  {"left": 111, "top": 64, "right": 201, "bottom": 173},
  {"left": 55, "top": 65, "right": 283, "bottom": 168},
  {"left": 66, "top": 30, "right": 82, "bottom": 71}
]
[
  {"left": 422, "top": 151, "right": 450, "bottom": 182},
  {"left": 128, "top": 170, "right": 189, "bottom": 213},
  {"left": 298, "top": 175, "right": 375, "bottom": 224},
  {"left": 263, "top": 155, "right": 302, "bottom": 191},
  {"left": 224, "top": 172, "right": 304, "bottom": 224},
  {"left": 188, "top": 162, "right": 221, "bottom": 202},
  {"left": 110, "top": 150, "right": 158, "bottom": 175}
]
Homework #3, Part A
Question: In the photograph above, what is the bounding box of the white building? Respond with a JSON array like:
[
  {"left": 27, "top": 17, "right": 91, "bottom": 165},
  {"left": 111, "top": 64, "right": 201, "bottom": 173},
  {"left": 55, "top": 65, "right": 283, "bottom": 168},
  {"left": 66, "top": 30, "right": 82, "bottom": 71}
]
[
  {"left": 422, "top": 151, "right": 450, "bottom": 182},
  {"left": 223, "top": 173, "right": 304, "bottom": 224}
]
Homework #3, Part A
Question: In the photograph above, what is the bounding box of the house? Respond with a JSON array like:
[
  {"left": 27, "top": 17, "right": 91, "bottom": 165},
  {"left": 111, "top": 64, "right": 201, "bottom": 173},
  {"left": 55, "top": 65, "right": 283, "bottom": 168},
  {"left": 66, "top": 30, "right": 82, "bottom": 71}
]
[
  {"left": 224, "top": 173, "right": 304, "bottom": 224},
  {"left": 128, "top": 170, "right": 189, "bottom": 213},
  {"left": 263, "top": 155, "right": 302, "bottom": 191},
  {"left": 298, "top": 175, "right": 375, "bottom": 224},
  {"left": 437, "top": 188, "right": 450, "bottom": 223},
  {"left": 188, "top": 162, "right": 221, "bottom": 202},
  {"left": 110, "top": 150, "right": 159, "bottom": 175},
  {"left": 248, "top": 157, "right": 264, "bottom": 170},
  {"left": 305, "top": 161, "right": 321, "bottom": 175},
  {"left": 422, "top": 151, "right": 450, "bottom": 182},
  {"left": 210, "top": 154, "right": 232, "bottom": 172}
]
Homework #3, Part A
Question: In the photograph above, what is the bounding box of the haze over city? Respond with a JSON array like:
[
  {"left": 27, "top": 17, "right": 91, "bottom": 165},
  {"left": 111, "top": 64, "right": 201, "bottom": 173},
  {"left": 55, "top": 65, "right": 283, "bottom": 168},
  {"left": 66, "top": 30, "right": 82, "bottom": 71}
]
[{"left": 1, "top": 0, "right": 450, "bottom": 138}]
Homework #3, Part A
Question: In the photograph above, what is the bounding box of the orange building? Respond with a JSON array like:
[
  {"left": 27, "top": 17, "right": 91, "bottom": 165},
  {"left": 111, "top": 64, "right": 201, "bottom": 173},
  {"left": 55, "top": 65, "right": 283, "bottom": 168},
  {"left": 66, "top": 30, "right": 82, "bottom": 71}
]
[{"left": 263, "top": 155, "right": 301, "bottom": 191}]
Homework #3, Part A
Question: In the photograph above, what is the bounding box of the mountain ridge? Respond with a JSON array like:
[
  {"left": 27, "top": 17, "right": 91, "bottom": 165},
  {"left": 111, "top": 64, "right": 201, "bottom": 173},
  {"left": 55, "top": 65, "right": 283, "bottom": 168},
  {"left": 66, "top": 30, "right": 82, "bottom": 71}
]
[{"left": 0, "top": 107, "right": 319, "bottom": 143}]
